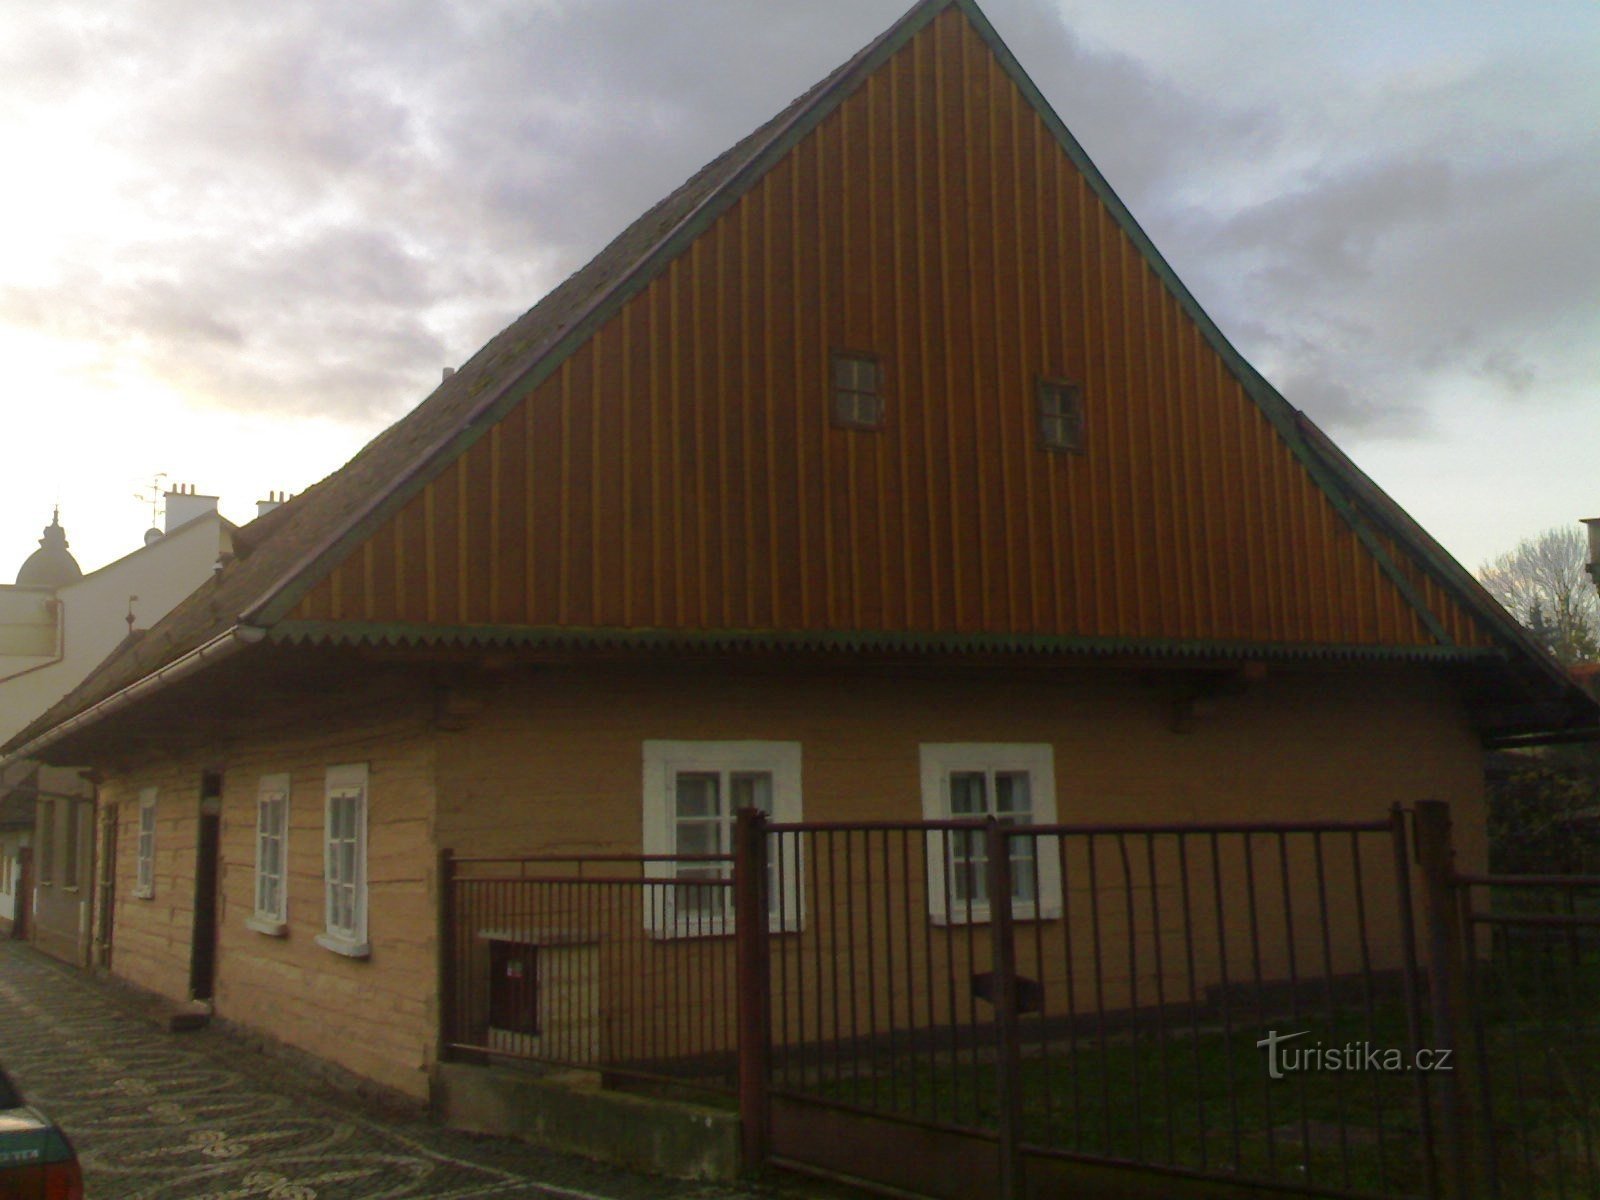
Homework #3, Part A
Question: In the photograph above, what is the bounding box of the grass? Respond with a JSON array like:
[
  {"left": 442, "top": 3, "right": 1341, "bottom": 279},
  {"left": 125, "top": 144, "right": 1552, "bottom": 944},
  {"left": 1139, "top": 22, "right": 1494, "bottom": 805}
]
[{"left": 787, "top": 967, "right": 1600, "bottom": 1199}]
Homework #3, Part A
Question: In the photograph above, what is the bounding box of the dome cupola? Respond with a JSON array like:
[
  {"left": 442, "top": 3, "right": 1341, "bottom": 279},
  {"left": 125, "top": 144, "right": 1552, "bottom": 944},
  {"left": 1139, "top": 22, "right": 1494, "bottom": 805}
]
[{"left": 15, "top": 508, "right": 84, "bottom": 588}]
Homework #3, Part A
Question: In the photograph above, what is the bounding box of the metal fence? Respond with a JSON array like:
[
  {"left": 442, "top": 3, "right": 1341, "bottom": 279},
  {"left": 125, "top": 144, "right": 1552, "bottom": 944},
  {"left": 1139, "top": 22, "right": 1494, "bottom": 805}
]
[
  {"left": 757, "top": 813, "right": 1435, "bottom": 1200},
  {"left": 1459, "top": 872, "right": 1600, "bottom": 1198},
  {"left": 438, "top": 852, "right": 739, "bottom": 1093},
  {"left": 435, "top": 805, "right": 1600, "bottom": 1200}
]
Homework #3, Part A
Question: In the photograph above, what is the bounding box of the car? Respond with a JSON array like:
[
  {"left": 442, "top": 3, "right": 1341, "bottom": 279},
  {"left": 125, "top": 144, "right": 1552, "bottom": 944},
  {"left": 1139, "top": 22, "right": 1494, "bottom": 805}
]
[{"left": 0, "top": 1066, "right": 82, "bottom": 1200}]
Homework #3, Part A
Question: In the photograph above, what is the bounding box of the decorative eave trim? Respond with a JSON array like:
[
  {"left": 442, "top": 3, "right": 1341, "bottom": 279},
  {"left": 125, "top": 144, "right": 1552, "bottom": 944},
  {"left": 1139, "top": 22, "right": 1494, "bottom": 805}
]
[{"left": 264, "top": 619, "right": 1502, "bottom": 664}]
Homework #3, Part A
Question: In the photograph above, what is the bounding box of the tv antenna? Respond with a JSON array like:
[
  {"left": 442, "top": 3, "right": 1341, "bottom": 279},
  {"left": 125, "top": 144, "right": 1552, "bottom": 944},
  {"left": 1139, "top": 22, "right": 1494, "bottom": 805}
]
[{"left": 135, "top": 473, "right": 168, "bottom": 528}]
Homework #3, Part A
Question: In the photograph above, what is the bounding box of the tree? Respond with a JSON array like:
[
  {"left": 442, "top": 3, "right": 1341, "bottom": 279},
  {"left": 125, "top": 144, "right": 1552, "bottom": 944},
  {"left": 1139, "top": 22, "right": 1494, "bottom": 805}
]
[{"left": 1478, "top": 526, "right": 1600, "bottom": 665}]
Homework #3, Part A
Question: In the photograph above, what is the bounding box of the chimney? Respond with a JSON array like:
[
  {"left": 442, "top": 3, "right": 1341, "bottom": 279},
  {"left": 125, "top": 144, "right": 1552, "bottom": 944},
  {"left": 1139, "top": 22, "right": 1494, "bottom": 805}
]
[
  {"left": 443, "top": 367, "right": 456, "bottom": 381},
  {"left": 163, "top": 483, "right": 220, "bottom": 533},
  {"left": 256, "top": 490, "right": 291, "bottom": 519}
]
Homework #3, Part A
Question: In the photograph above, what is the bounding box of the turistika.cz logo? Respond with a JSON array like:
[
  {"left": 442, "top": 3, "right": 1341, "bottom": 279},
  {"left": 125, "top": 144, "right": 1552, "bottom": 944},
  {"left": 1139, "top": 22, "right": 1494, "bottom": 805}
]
[{"left": 1255, "top": 1030, "right": 1454, "bottom": 1079}]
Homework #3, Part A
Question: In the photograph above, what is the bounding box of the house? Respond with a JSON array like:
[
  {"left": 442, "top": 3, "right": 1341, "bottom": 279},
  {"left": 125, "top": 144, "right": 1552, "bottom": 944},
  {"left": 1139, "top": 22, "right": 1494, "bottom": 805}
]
[
  {"left": 3, "top": 0, "right": 1595, "bottom": 1112},
  {"left": 0, "top": 763, "right": 33, "bottom": 937},
  {"left": 0, "top": 491, "right": 237, "bottom": 962}
]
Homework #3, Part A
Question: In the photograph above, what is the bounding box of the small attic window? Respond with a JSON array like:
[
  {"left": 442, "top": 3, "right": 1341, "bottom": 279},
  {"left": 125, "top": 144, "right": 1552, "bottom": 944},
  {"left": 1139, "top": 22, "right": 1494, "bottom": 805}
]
[
  {"left": 832, "top": 351, "right": 885, "bottom": 431},
  {"left": 1037, "top": 379, "right": 1084, "bottom": 453}
]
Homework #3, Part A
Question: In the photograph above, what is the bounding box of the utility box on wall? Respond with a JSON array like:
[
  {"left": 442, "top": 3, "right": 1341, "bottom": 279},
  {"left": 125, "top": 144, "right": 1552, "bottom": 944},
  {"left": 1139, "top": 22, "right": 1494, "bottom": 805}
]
[{"left": 480, "top": 931, "right": 599, "bottom": 1061}]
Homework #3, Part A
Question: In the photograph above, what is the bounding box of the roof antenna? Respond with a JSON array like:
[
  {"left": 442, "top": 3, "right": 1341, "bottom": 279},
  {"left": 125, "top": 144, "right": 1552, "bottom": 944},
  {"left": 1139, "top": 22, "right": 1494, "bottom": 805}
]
[{"left": 135, "top": 473, "right": 168, "bottom": 529}]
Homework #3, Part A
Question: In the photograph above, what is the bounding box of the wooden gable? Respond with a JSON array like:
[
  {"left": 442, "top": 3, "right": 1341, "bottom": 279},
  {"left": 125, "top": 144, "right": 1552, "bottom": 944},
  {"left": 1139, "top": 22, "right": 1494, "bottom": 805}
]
[{"left": 284, "top": 3, "right": 1489, "bottom": 654}]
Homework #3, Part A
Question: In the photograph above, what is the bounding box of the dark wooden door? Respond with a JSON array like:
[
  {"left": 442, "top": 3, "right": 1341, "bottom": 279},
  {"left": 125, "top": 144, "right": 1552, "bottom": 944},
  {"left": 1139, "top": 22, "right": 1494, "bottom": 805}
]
[
  {"left": 96, "top": 805, "right": 118, "bottom": 969},
  {"left": 12, "top": 846, "right": 30, "bottom": 940},
  {"left": 189, "top": 774, "right": 223, "bottom": 1000}
]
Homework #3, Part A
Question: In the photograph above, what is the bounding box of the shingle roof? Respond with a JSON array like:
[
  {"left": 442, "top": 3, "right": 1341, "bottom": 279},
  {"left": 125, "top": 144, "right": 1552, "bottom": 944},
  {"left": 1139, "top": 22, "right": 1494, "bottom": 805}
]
[{"left": 5, "top": 0, "right": 1595, "bottom": 759}]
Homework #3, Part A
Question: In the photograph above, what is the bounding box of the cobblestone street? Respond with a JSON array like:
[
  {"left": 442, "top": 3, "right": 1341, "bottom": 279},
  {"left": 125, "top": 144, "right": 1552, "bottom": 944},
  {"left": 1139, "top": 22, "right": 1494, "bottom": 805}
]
[{"left": 0, "top": 941, "right": 785, "bottom": 1200}]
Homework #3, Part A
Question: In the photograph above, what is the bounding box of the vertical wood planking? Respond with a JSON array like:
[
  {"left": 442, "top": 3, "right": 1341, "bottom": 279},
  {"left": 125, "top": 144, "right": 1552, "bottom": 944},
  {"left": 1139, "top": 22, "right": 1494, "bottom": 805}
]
[{"left": 285, "top": 8, "right": 1473, "bottom": 652}]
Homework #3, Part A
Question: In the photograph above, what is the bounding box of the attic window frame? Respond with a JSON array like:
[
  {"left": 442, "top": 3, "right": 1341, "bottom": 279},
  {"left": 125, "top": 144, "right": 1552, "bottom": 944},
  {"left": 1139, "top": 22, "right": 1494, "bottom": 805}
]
[
  {"left": 831, "top": 350, "right": 886, "bottom": 432},
  {"left": 1037, "top": 378, "right": 1085, "bottom": 454}
]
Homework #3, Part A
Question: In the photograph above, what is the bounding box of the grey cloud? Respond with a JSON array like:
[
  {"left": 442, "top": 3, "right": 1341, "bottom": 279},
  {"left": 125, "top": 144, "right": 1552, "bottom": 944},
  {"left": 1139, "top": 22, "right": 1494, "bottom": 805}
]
[{"left": 4, "top": 0, "right": 1594, "bottom": 450}]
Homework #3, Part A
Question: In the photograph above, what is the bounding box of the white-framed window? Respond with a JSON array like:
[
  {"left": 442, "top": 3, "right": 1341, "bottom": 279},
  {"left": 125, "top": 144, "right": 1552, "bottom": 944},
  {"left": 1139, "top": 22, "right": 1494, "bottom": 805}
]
[
  {"left": 134, "top": 788, "right": 157, "bottom": 899},
  {"left": 642, "top": 740, "right": 803, "bottom": 936},
  {"left": 316, "top": 763, "right": 369, "bottom": 958},
  {"left": 248, "top": 773, "right": 290, "bottom": 936},
  {"left": 919, "top": 743, "right": 1061, "bottom": 924}
]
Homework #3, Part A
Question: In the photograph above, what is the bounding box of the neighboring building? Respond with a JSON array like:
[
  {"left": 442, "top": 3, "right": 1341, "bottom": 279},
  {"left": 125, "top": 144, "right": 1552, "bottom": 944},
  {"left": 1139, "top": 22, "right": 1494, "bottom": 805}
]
[
  {"left": 0, "top": 762, "right": 33, "bottom": 936},
  {"left": 0, "top": 490, "right": 235, "bottom": 964},
  {"left": 4, "top": 0, "right": 1595, "bottom": 1105}
]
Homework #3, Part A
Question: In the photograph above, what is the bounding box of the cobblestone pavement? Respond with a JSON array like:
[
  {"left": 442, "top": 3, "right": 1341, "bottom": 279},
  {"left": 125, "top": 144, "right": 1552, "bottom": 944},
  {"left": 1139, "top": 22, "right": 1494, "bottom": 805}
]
[{"left": 0, "top": 941, "right": 802, "bottom": 1200}]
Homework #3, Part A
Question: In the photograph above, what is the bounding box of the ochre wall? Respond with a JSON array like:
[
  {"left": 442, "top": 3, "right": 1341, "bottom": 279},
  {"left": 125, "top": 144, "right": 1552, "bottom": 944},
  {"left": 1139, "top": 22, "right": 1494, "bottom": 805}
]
[
  {"left": 289, "top": 6, "right": 1486, "bottom": 651},
  {"left": 96, "top": 684, "right": 438, "bottom": 1100},
  {"left": 435, "top": 659, "right": 1486, "bottom": 1055},
  {"left": 436, "top": 660, "right": 1483, "bottom": 848},
  {"left": 90, "top": 656, "right": 1486, "bottom": 1098}
]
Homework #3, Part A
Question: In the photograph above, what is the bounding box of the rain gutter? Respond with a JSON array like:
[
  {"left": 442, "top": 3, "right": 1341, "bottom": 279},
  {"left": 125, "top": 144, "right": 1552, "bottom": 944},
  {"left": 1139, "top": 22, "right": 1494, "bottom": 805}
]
[{"left": 0, "top": 624, "right": 267, "bottom": 768}]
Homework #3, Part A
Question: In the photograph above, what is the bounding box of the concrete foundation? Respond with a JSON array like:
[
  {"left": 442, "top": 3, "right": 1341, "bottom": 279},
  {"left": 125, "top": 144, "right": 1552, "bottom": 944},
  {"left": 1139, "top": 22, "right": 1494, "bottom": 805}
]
[{"left": 433, "top": 1062, "right": 741, "bottom": 1183}]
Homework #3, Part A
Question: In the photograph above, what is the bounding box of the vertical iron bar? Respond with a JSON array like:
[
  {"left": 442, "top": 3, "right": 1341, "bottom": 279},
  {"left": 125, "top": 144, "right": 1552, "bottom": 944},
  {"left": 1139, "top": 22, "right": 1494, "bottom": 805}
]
[
  {"left": 987, "top": 819, "right": 1024, "bottom": 1200},
  {"left": 1210, "top": 832, "right": 1242, "bottom": 1172},
  {"left": 1087, "top": 833, "right": 1112, "bottom": 1153},
  {"left": 734, "top": 808, "right": 772, "bottom": 1170},
  {"left": 1350, "top": 831, "right": 1391, "bottom": 1183},
  {"left": 829, "top": 832, "right": 845, "bottom": 1097},
  {"left": 1412, "top": 801, "right": 1470, "bottom": 1200},
  {"left": 1177, "top": 835, "right": 1207, "bottom": 1168},
  {"left": 964, "top": 830, "right": 980, "bottom": 1129},
  {"left": 1033, "top": 832, "right": 1054, "bottom": 1144},
  {"left": 1243, "top": 832, "right": 1278, "bottom": 1177},
  {"left": 1277, "top": 832, "right": 1311, "bottom": 1179},
  {"left": 1312, "top": 831, "right": 1352, "bottom": 1188},
  {"left": 846, "top": 828, "right": 861, "bottom": 1107},
  {"left": 879, "top": 829, "right": 897, "bottom": 1113},
  {"left": 1117, "top": 833, "right": 1143, "bottom": 1162},
  {"left": 1145, "top": 833, "right": 1175, "bottom": 1164},
  {"left": 810, "top": 828, "right": 824, "bottom": 1092},
  {"left": 1059, "top": 834, "right": 1081, "bottom": 1148},
  {"left": 941, "top": 827, "right": 959, "bottom": 1125}
]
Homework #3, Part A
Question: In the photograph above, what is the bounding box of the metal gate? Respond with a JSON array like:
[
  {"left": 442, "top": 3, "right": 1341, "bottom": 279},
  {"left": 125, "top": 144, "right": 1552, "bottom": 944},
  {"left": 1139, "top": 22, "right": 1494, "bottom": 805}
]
[{"left": 744, "top": 810, "right": 1438, "bottom": 1199}]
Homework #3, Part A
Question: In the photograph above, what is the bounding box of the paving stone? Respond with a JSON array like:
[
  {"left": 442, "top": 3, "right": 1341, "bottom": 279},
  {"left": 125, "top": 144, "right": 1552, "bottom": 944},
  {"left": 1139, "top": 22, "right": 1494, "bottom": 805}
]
[{"left": 0, "top": 941, "right": 832, "bottom": 1200}]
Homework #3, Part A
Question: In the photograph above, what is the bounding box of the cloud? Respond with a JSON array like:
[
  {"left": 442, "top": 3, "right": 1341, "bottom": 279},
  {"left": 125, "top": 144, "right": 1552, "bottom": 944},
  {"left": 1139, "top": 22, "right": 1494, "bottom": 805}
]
[{"left": 0, "top": 0, "right": 1594, "bottom": 455}]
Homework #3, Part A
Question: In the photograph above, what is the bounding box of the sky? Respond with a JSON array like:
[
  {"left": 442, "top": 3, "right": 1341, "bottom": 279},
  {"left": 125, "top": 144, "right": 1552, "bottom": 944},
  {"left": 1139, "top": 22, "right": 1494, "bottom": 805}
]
[{"left": 1, "top": 0, "right": 1596, "bottom": 585}]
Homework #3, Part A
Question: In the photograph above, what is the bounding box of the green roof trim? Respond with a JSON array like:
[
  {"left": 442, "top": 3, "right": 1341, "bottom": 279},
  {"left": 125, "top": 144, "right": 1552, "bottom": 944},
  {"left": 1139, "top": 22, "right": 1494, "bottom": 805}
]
[{"left": 266, "top": 619, "right": 1502, "bottom": 664}]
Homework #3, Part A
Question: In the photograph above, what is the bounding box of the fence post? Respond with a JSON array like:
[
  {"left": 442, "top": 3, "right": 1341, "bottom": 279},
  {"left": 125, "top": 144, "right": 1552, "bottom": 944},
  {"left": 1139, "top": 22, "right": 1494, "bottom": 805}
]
[
  {"left": 438, "top": 848, "right": 456, "bottom": 1065},
  {"left": 734, "top": 807, "right": 772, "bottom": 1173},
  {"left": 986, "top": 818, "right": 1024, "bottom": 1200},
  {"left": 1413, "top": 801, "right": 1475, "bottom": 1199}
]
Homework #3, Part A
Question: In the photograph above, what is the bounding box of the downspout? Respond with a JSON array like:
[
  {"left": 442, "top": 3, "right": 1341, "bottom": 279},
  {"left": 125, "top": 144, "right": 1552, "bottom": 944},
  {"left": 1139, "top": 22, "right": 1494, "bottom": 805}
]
[{"left": 0, "top": 624, "right": 267, "bottom": 769}]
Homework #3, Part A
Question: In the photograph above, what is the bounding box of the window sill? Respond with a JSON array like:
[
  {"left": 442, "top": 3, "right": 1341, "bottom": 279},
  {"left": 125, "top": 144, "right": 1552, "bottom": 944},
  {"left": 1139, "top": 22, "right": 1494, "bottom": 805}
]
[
  {"left": 646, "top": 917, "right": 804, "bottom": 941},
  {"left": 315, "top": 933, "right": 370, "bottom": 959},
  {"left": 246, "top": 915, "right": 288, "bottom": 938},
  {"left": 930, "top": 904, "right": 1061, "bottom": 927},
  {"left": 133, "top": 888, "right": 154, "bottom": 900}
]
